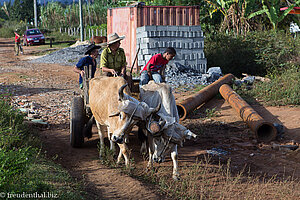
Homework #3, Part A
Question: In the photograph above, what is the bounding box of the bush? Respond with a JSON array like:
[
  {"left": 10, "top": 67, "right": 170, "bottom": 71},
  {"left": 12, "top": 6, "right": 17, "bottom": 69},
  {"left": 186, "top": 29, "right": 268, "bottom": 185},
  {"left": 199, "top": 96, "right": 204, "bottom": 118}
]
[
  {"left": 236, "top": 65, "right": 300, "bottom": 106},
  {"left": 205, "top": 31, "right": 299, "bottom": 77}
]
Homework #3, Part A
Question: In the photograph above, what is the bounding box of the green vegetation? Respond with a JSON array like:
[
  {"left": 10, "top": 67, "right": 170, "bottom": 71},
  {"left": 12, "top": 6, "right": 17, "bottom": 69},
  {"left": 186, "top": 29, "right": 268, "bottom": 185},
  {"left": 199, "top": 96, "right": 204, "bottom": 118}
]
[
  {"left": 0, "top": 97, "right": 85, "bottom": 198},
  {"left": 205, "top": 31, "right": 299, "bottom": 77},
  {"left": 205, "top": 107, "right": 220, "bottom": 118},
  {"left": 236, "top": 65, "right": 300, "bottom": 106}
]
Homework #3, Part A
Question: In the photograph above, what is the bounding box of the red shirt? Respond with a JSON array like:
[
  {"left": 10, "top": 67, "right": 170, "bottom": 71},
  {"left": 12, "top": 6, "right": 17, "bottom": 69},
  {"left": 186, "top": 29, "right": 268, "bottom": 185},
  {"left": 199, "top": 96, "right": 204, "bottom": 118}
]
[
  {"left": 141, "top": 53, "right": 169, "bottom": 73},
  {"left": 14, "top": 32, "right": 20, "bottom": 43}
]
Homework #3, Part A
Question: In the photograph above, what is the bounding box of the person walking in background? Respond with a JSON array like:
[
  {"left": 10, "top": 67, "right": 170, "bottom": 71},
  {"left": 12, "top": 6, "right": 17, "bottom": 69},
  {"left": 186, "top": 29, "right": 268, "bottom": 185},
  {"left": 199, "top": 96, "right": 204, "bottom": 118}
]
[
  {"left": 14, "top": 29, "right": 23, "bottom": 56},
  {"left": 100, "top": 32, "right": 127, "bottom": 79},
  {"left": 139, "top": 47, "right": 176, "bottom": 86}
]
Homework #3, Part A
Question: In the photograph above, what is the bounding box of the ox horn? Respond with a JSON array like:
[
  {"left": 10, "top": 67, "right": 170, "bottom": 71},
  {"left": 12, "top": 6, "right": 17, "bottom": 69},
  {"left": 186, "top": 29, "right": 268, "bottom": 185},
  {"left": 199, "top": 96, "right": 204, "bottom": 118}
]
[
  {"left": 158, "top": 119, "right": 166, "bottom": 128},
  {"left": 150, "top": 100, "right": 161, "bottom": 114},
  {"left": 118, "top": 83, "right": 128, "bottom": 101}
]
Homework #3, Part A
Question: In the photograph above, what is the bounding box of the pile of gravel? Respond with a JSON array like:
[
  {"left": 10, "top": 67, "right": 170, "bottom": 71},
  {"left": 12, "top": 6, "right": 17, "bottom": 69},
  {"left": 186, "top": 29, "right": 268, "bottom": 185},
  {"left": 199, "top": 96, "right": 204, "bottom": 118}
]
[{"left": 29, "top": 45, "right": 89, "bottom": 66}]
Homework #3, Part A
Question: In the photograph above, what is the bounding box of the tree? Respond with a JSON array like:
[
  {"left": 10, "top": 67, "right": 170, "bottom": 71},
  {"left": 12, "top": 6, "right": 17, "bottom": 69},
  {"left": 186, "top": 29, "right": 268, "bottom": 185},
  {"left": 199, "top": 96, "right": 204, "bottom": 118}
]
[{"left": 248, "top": 0, "right": 300, "bottom": 30}]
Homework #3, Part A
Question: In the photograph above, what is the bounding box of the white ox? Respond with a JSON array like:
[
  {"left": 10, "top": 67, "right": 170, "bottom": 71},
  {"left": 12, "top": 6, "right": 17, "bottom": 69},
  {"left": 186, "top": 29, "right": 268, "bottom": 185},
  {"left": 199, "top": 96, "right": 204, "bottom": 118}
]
[
  {"left": 89, "top": 77, "right": 159, "bottom": 166},
  {"left": 139, "top": 81, "right": 197, "bottom": 180}
]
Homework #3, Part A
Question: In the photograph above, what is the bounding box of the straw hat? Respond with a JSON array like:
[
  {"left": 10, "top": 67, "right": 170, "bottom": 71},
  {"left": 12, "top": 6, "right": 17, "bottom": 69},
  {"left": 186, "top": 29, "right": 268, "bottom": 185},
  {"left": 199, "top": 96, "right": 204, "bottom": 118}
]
[
  {"left": 85, "top": 44, "right": 101, "bottom": 55},
  {"left": 107, "top": 32, "right": 125, "bottom": 45}
]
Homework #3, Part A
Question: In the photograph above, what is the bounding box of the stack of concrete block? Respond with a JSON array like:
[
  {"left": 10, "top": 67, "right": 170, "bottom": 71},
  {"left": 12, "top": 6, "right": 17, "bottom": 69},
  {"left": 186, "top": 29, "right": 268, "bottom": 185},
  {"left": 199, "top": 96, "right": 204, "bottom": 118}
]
[{"left": 136, "top": 25, "right": 207, "bottom": 73}]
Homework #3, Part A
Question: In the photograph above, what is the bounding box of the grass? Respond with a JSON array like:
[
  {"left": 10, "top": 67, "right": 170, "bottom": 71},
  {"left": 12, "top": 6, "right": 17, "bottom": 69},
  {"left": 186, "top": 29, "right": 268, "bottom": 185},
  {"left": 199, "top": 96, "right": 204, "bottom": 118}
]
[
  {"left": 149, "top": 158, "right": 300, "bottom": 200},
  {"left": 205, "top": 107, "right": 220, "bottom": 118},
  {"left": 0, "top": 97, "right": 86, "bottom": 199},
  {"left": 235, "top": 65, "right": 300, "bottom": 106}
]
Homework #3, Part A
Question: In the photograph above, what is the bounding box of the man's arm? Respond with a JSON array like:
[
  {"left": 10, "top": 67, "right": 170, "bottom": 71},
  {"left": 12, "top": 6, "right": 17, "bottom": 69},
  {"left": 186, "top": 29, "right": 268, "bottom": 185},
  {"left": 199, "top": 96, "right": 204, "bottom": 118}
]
[
  {"left": 160, "top": 65, "right": 166, "bottom": 82},
  {"left": 147, "top": 64, "right": 153, "bottom": 80}
]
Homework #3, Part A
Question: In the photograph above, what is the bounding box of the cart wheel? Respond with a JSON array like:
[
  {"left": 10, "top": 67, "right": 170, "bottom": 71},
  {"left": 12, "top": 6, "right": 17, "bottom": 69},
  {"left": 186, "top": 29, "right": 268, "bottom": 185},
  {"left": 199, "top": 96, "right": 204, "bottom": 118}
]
[{"left": 70, "top": 97, "right": 85, "bottom": 147}]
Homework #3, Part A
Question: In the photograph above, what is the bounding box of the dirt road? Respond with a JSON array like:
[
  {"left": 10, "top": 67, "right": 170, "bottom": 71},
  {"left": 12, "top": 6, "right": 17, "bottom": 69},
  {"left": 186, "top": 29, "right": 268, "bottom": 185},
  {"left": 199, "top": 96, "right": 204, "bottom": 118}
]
[
  {"left": 0, "top": 39, "right": 164, "bottom": 200},
  {"left": 1, "top": 38, "right": 300, "bottom": 199}
]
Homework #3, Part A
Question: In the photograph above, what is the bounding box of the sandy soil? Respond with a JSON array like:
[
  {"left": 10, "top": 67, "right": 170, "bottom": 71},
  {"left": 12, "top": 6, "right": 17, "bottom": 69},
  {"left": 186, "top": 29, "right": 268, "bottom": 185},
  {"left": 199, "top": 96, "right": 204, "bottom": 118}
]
[{"left": 1, "top": 38, "right": 300, "bottom": 199}]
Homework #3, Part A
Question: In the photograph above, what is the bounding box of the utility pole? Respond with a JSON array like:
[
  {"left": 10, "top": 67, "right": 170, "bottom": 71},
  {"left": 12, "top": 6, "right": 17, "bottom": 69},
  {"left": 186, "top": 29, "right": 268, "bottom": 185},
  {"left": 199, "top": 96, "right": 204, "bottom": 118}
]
[
  {"left": 34, "top": 0, "right": 38, "bottom": 27},
  {"left": 79, "top": 0, "right": 84, "bottom": 41}
]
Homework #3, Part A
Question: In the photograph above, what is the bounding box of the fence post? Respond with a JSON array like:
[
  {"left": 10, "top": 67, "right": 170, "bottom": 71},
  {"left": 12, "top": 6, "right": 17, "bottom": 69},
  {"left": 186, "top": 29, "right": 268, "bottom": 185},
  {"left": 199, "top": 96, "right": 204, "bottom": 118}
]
[
  {"left": 88, "top": 29, "right": 91, "bottom": 39},
  {"left": 96, "top": 29, "right": 98, "bottom": 36}
]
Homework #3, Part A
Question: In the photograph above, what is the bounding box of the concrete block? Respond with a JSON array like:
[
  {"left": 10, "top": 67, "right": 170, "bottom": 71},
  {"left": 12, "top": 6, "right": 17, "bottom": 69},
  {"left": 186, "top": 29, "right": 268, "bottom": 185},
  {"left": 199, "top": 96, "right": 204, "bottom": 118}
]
[
  {"left": 176, "top": 31, "right": 183, "bottom": 37},
  {"left": 140, "top": 43, "right": 149, "bottom": 49},
  {"left": 144, "top": 54, "right": 152, "bottom": 61},
  {"left": 138, "top": 60, "right": 146, "bottom": 66},
  {"left": 189, "top": 26, "right": 201, "bottom": 31},
  {"left": 142, "top": 48, "right": 158, "bottom": 55},
  {"left": 167, "top": 26, "right": 179, "bottom": 31},
  {"left": 138, "top": 54, "right": 144, "bottom": 61},
  {"left": 173, "top": 60, "right": 185, "bottom": 65},
  {"left": 156, "top": 26, "right": 169, "bottom": 31},
  {"left": 158, "top": 41, "right": 164, "bottom": 48},
  {"left": 142, "top": 38, "right": 159, "bottom": 44},
  {"left": 196, "top": 31, "right": 202, "bottom": 38},
  {"left": 178, "top": 26, "right": 190, "bottom": 31},
  {"left": 149, "top": 42, "right": 158, "bottom": 49},
  {"left": 137, "top": 26, "right": 157, "bottom": 33},
  {"left": 181, "top": 49, "right": 190, "bottom": 54},
  {"left": 184, "top": 43, "right": 189, "bottom": 49},
  {"left": 176, "top": 41, "right": 182, "bottom": 49},
  {"left": 184, "top": 54, "right": 190, "bottom": 60},
  {"left": 171, "top": 41, "right": 177, "bottom": 48},
  {"left": 170, "top": 31, "right": 177, "bottom": 37},
  {"left": 159, "top": 37, "right": 172, "bottom": 42}
]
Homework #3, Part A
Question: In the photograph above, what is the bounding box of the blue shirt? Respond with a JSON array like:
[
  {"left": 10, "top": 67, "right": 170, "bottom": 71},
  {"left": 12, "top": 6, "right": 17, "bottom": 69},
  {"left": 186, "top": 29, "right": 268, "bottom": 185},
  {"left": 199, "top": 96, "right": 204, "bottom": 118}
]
[{"left": 76, "top": 56, "right": 97, "bottom": 85}]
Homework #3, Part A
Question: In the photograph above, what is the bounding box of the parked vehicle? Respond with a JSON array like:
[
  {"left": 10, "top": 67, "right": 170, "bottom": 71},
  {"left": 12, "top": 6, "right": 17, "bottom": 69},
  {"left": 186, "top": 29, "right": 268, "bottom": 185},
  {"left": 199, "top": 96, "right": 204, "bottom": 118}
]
[{"left": 23, "top": 28, "right": 45, "bottom": 46}]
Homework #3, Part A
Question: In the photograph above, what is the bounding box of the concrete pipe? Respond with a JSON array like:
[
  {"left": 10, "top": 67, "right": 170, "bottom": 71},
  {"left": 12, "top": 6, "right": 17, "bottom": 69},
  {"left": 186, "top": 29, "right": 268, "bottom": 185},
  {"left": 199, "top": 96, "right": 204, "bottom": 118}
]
[
  {"left": 176, "top": 73, "right": 235, "bottom": 120},
  {"left": 219, "top": 84, "right": 277, "bottom": 142}
]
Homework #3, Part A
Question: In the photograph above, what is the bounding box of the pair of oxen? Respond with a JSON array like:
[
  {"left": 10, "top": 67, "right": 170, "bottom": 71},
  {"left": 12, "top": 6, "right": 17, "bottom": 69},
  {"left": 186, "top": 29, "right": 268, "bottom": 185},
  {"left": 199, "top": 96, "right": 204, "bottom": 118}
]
[{"left": 89, "top": 77, "right": 197, "bottom": 180}]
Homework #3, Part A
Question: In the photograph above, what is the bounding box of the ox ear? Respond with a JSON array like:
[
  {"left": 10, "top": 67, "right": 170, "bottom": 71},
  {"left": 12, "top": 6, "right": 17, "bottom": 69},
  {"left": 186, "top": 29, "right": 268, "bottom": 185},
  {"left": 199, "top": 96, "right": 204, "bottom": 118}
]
[
  {"left": 118, "top": 83, "right": 128, "bottom": 101},
  {"left": 109, "top": 111, "right": 120, "bottom": 117}
]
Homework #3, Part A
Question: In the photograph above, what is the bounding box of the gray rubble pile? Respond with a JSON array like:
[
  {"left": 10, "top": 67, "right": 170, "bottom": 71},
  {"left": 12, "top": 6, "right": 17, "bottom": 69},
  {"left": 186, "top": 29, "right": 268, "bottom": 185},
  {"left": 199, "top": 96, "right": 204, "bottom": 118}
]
[
  {"left": 30, "top": 45, "right": 89, "bottom": 66},
  {"left": 165, "top": 63, "right": 222, "bottom": 90}
]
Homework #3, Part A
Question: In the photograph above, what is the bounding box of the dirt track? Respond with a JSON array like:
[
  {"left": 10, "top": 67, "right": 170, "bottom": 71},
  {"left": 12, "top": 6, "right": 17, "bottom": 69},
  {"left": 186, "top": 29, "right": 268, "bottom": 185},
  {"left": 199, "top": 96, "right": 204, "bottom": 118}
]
[{"left": 1, "top": 38, "right": 300, "bottom": 199}]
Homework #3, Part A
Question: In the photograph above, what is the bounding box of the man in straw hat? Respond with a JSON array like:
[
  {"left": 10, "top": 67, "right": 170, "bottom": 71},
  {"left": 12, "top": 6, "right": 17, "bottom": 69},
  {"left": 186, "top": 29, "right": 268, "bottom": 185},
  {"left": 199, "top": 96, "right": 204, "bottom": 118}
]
[
  {"left": 73, "top": 43, "right": 102, "bottom": 88},
  {"left": 100, "top": 32, "right": 127, "bottom": 78}
]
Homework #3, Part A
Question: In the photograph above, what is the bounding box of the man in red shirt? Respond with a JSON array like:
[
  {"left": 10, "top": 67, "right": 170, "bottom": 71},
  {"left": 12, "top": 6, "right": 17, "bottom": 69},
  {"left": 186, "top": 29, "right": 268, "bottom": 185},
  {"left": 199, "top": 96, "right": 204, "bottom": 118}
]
[
  {"left": 140, "top": 47, "right": 176, "bottom": 86},
  {"left": 14, "top": 29, "right": 23, "bottom": 56}
]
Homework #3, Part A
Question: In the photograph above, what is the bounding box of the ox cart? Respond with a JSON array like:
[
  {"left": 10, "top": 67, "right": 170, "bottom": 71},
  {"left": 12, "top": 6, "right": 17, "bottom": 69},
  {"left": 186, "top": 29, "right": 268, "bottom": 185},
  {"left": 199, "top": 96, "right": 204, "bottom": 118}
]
[{"left": 70, "top": 65, "right": 140, "bottom": 147}]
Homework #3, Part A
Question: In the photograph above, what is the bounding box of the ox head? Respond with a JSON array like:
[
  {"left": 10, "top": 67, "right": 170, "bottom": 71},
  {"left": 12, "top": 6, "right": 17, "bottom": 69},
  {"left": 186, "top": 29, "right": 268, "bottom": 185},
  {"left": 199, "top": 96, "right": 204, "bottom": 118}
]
[
  {"left": 109, "top": 84, "right": 160, "bottom": 144},
  {"left": 148, "top": 114, "right": 197, "bottom": 163}
]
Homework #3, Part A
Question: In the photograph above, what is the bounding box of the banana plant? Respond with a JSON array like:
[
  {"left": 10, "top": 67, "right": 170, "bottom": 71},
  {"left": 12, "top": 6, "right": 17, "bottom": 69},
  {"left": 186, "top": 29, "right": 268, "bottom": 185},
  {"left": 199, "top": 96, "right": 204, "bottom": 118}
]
[{"left": 248, "top": 0, "right": 300, "bottom": 30}]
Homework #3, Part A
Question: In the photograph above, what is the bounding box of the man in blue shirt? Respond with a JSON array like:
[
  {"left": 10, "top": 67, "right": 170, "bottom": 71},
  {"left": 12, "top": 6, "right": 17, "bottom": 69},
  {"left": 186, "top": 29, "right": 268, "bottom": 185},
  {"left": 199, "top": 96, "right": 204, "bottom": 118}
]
[{"left": 73, "top": 44, "right": 102, "bottom": 88}]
